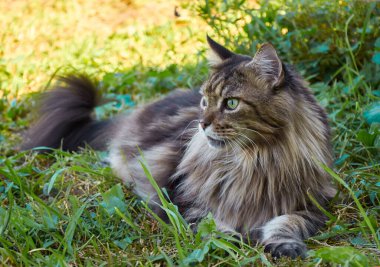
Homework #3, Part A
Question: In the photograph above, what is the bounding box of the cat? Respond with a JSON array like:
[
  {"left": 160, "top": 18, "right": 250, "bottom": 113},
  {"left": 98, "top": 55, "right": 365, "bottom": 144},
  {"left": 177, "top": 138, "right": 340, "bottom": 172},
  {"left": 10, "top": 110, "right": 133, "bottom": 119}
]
[{"left": 22, "top": 36, "right": 336, "bottom": 259}]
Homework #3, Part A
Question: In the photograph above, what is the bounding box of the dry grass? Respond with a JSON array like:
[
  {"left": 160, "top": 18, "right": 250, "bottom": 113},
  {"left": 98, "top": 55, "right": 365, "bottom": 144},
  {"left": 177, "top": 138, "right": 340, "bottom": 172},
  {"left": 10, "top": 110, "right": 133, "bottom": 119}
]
[{"left": 0, "top": 0, "right": 206, "bottom": 98}]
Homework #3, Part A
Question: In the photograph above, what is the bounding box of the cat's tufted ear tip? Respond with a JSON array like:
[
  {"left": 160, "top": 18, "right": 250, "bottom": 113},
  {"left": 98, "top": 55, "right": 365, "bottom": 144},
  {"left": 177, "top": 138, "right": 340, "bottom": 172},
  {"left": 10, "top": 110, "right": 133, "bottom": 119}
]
[
  {"left": 248, "top": 42, "right": 283, "bottom": 86},
  {"left": 206, "top": 34, "right": 212, "bottom": 45},
  {"left": 206, "top": 35, "right": 235, "bottom": 67},
  {"left": 255, "top": 43, "right": 278, "bottom": 57}
]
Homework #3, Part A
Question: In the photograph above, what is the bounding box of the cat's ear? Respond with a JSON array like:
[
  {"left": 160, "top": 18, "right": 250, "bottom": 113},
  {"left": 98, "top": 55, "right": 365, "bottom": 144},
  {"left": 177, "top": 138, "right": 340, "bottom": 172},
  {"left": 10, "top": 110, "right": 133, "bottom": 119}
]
[
  {"left": 207, "top": 35, "right": 235, "bottom": 66},
  {"left": 247, "top": 43, "right": 284, "bottom": 87}
]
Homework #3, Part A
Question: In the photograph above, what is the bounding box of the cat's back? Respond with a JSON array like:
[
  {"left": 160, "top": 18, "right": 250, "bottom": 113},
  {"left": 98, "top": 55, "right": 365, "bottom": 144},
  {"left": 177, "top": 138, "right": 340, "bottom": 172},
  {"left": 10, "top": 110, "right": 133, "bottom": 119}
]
[
  {"left": 108, "top": 89, "right": 201, "bottom": 189},
  {"left": 111, "top": 89, "right": 201, "bottom": 150}
]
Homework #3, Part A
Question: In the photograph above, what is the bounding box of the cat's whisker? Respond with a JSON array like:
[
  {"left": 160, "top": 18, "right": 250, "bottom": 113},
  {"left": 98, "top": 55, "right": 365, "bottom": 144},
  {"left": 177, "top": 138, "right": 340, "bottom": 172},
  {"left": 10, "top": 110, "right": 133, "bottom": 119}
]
[
  {"left": 236, "top": 126, "right": 271, "bottom": 140},
  {"left": 235, "top": 127, "right": 269, "bottom": 144},
  {"left": 233, "top": 136, "right": 255, "bottom": 163},
  {"left": 225, "top": 138, "right": 240, "bottom": 163},
  {"left": 177, "top": 119, "right": 199, "bottom": 139},
  {"left": 237, "top": 133, "right": 267, "bottom": 170},
  {"left": 235, "top": 132, "right": 257, "bottom": 150},
  {"left": 234, "top": 126, "right": 271, "bottom": 146},
  {"left": 179, "top": 127, "right": 198, "bottom": 137},
  {"left": 238, "top": 134, "right": 261, "bottom": 161}
]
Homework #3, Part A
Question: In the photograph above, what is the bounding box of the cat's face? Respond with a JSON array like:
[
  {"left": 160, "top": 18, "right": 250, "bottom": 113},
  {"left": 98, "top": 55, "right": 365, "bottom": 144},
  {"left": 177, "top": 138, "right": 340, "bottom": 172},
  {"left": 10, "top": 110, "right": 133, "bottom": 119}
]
[{"left": 199, "top": 37, "right": 296, "bottom": 149}]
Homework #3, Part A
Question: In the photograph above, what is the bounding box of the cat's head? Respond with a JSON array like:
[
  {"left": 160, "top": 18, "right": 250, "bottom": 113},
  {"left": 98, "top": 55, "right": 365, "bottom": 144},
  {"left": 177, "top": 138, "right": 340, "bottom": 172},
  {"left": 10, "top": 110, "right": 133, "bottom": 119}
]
[{"left": 199, "top": 36, "right": 298, "bottom": 149}]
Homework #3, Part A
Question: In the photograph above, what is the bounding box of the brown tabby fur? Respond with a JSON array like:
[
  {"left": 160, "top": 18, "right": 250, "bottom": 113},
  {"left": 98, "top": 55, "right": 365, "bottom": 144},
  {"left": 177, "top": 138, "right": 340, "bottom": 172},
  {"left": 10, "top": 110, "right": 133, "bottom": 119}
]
[{"left": 22, "top": 36, "right": 336, "bottom": 259}]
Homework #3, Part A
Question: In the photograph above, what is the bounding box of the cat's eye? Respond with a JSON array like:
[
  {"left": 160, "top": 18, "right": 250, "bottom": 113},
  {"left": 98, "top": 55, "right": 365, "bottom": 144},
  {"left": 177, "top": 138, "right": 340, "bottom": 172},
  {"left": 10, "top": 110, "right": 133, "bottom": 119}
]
[
  {"left": 226, "top": 98, "right": 239, "bottom": 110},
  {"left": 200, "top": 97, "right": 208, "bottom": 109}
]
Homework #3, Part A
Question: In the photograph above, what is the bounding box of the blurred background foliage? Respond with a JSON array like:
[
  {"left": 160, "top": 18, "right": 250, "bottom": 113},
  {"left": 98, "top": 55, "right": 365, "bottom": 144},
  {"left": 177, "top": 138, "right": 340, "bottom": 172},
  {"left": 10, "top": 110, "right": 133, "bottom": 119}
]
[{"left": 197, "top": 0, "right": 380, "bottom": 86}]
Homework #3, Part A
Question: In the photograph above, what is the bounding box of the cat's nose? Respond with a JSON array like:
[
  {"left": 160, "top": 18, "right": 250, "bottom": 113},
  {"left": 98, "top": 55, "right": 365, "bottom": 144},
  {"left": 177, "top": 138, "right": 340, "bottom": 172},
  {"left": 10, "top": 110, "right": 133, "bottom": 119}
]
[{"left": 199, "top": 120, "right": 211, "bottom": 130}]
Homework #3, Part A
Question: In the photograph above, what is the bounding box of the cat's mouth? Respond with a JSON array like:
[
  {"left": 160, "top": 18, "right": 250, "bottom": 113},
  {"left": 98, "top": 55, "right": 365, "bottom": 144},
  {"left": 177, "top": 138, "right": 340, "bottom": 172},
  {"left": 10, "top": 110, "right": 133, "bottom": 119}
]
[{"left": 206, "top": 136, "right": 226, "bottom": 148}]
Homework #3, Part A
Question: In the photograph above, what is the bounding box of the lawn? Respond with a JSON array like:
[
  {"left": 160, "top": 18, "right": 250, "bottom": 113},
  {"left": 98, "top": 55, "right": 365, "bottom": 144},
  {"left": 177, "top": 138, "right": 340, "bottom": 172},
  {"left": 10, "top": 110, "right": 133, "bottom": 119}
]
[{"left": 0, "top": 0, "right": 379, "bottom": 266}]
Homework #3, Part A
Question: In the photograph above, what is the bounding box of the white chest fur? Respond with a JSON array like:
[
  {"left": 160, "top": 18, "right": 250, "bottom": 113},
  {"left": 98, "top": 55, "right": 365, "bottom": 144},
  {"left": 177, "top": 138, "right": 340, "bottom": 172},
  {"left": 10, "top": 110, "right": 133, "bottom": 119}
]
[{"left": 173, "top": 132, "right": 276, "bottom": 231}]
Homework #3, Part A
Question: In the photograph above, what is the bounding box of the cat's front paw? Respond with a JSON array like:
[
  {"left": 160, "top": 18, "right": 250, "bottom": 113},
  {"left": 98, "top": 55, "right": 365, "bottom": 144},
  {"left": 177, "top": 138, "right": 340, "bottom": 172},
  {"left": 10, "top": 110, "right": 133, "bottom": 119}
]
[{"left": 264, "top": 240, "right": 307, "bottom": 259}]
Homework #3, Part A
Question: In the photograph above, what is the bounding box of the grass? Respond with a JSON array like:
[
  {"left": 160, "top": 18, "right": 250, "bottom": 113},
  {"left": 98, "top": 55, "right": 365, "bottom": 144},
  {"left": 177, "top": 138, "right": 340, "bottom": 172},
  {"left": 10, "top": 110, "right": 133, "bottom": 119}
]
[{"left": 1, "top": 0, "right": 379, "bottom": 266}]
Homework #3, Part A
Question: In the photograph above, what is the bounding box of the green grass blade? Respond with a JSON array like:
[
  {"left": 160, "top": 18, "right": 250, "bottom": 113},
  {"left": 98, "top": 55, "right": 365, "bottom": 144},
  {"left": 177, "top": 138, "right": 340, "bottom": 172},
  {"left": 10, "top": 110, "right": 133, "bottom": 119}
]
[
  {"left": 63, "top": 199, "right": 87, "bottom": 255},
  {"left": 323, "top": 165, "right": 380, "bottom": 249}
]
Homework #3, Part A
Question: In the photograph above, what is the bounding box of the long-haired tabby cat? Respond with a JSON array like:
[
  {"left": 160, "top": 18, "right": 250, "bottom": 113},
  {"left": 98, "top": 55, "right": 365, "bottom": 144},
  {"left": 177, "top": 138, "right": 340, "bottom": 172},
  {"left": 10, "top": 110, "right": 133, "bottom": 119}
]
[{"left": 22, "top": 36, "right": 336, "bottom": 259}]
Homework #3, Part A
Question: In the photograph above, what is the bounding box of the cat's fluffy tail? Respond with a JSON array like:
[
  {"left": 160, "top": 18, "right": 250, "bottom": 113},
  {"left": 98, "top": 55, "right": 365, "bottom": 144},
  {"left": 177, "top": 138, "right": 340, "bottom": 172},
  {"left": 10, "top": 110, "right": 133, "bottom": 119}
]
[{"left": 21, "top": 75, "right": 111, "bottom": 151}]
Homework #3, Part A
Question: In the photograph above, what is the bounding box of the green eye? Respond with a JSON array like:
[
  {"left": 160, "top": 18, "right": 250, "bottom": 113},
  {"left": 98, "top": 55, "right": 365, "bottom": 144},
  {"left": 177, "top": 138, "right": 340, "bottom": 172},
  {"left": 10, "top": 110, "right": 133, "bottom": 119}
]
[{"left": 226, "top": 98, "right": 239, "bottom": 110}]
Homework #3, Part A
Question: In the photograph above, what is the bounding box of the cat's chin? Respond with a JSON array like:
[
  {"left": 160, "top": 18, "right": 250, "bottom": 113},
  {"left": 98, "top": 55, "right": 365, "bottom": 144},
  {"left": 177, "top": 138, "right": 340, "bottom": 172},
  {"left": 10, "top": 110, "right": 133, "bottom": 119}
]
[{"left": 207, "top": 136, "right": 226, "bottom": 149}]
